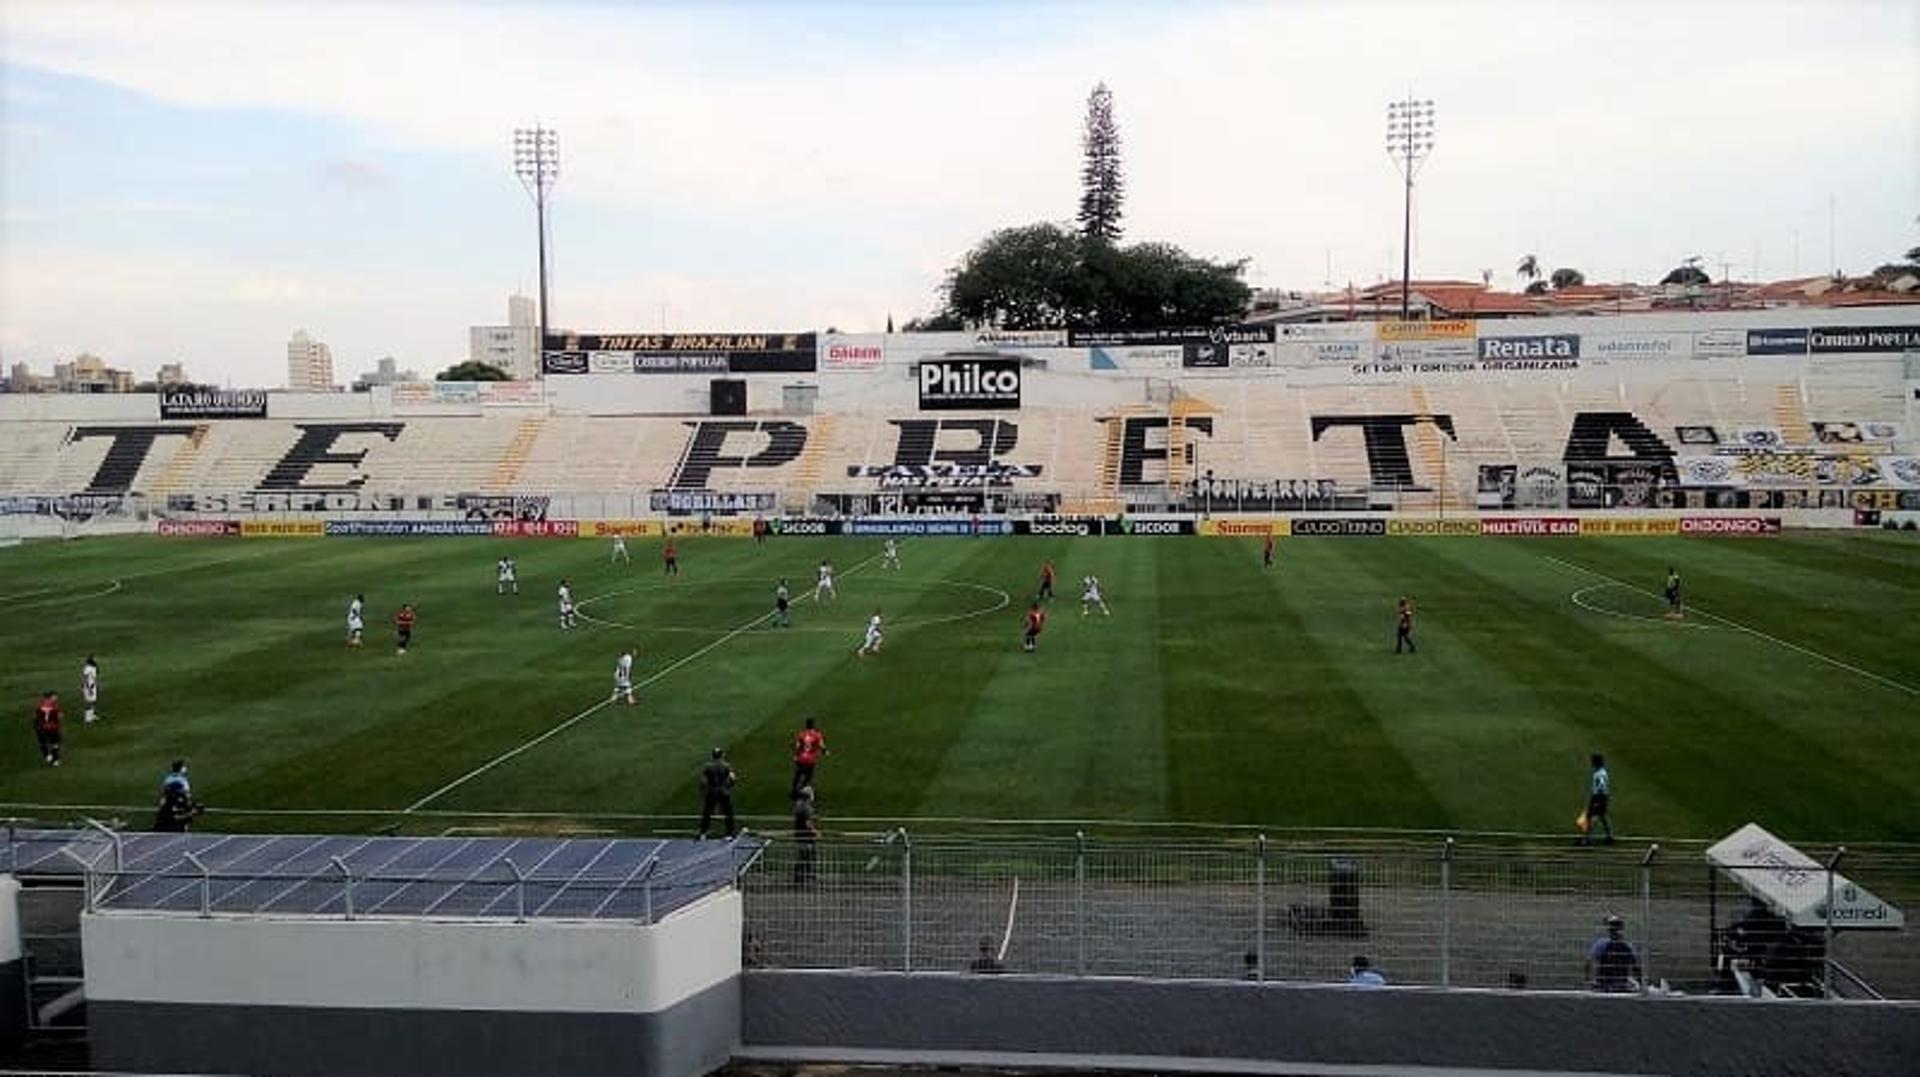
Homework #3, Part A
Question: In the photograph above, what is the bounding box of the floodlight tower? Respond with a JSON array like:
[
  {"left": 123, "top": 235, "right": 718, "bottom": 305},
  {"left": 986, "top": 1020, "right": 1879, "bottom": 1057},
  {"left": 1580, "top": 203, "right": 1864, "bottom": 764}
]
[
  {"left": 1385, "top": 99, "right": 1436, "bottom": 320},
  {"left": 513, "top": 127, "right": 560, "bottom": 358}
]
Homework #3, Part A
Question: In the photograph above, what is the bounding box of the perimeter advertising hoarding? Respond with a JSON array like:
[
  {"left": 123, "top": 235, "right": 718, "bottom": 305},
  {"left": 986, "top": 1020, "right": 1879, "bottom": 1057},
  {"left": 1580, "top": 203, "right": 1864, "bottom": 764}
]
[
  {"left": 159, "top": 389, "right": 267, "bottom": 420},
  {"left": 1745, "top": 329, "right": 1809, "bottom": 356},
  {"left": 917, "top": 357, "right": 1021, "bottom": 410},
  {"left": 542, "top": 332, "right": 817, "bottom": 374},
  {"left": 1808, "top": 325, "right": 1920, "bottom": 354}
]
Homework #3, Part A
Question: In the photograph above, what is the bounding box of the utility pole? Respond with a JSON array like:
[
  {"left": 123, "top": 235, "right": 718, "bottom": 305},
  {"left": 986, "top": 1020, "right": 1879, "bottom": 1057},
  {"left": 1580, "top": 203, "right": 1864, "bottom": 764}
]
[
  {"left": 1385, "top": 98, "right": 1436, "bottom": 320},
  {"left": 513, "top": 127, "right": 560, "bottom": 368}
]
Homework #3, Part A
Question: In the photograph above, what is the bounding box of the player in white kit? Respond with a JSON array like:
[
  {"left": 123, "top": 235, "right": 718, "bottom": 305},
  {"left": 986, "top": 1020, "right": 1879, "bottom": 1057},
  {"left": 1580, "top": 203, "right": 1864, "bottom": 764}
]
[
  {"left": 613, "top": 647, "right": 637, "bottom": 705},
  {"left": 883, "top": 539, "right": 901, "bottom": 570},
  {"left": 497, "top": 556, "right": 518, "bottom": 595},
  {"left": 1081, "top": 574, "right": 1110, "bottom": 617},
  {"left": 856, "top": 609, "right": 884, "bottom": 657},
  {"left": 346, "top": 594, "right": 365, "bottom": 647},
  {"left": 817, "top": 560, "right": 836, "bottom": 603},
  {"left": 611, "top": 535, "right": 630, "bottom": 563},
  {"left": 81, "top": 655, "right": 100, "bottom": 723},
  {"left": 558, "top": 579, "right": 577, "bottom": 629}
]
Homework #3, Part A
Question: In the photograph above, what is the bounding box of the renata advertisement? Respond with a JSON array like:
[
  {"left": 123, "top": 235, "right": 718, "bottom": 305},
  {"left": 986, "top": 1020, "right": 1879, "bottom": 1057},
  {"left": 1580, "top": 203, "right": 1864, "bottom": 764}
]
[
  {"left": 1680, "top": 516, "right": 1781, "bottom": 536},
  {"left": 491, "top": 520, "right": 579, "bottom": 538},
  {"left": 1481, "top": 517, "right": 1581, "bottom": 536},
  {"left": 158, "top": 519, "right": 239, "bottom": 536}
]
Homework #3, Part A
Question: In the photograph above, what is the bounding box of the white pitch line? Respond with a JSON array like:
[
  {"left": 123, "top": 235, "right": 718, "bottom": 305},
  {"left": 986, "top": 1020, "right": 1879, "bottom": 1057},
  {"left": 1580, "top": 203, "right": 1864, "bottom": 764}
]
[
  {"left": 1544, "top": 555, "right": 1918, "bottom": 697},
  {"left": 404, "top": 551, "right": 884, "bottom": 813},
  {"left": 576, "top": 576, "right": 1010, "bottom": 636},
  {"left": 1568, "top": 582, "right": 1710, "bottom": 631},
  {"left": 2, "top": 579, "right": 122, "bottom": 610},
  {"left": 997, "top": 875, "right": 1021, "bottom": 963}
]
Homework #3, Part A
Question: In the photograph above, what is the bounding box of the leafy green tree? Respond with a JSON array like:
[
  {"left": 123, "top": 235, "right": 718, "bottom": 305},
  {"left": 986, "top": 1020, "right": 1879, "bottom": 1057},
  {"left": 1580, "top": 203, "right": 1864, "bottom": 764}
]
[
  {"left": 924, "top": 223, "right": 1249, "bottom": 330},
  {"left": 437, "top": 360, "right": 512, "bottom": 382},
  {"left": 1516, "top": 254, "right": 1540, "bottom": 285},
  {"left": 1077, "top": 82, "right": 1124, "bottom": 242},
  {"left": 1549, "top": 267, "right": 1586, "bottom": 290}
]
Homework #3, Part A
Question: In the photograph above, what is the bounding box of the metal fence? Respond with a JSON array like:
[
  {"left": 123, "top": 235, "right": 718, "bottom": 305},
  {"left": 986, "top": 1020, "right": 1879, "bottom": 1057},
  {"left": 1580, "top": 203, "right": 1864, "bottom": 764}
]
[{"left": 740, "top": 832, "right": 1920, "bottom": 1000}]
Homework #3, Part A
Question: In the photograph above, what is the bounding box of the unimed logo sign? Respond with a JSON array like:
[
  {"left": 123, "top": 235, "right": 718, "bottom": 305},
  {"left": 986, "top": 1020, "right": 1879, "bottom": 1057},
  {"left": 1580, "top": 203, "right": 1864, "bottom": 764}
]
[{"left": 918, "top": 357, "right": 1021, "bottom": 410}]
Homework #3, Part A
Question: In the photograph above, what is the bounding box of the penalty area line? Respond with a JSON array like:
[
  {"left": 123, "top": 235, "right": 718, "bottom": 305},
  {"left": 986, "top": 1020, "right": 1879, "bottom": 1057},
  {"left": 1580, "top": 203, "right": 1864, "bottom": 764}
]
[
  {"left": 1544, "top": 555, "right": 1918, "bottom": 697},
  {"left": 405, "top": 551, "right": 884, "bottom": 813}
]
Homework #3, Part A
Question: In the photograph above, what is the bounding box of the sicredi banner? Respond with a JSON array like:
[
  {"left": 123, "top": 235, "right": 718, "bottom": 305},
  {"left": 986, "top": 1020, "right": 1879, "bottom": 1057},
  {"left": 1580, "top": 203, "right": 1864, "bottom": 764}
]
[
  {"left": 159, "top": 389, "right": 267, "bottom": 419},
  {"left": 1113, "top": 517, "right": 1194, "bottom": 536},
  {"left": 917, "top": 357, "right": 1021, "bottom": 410}
]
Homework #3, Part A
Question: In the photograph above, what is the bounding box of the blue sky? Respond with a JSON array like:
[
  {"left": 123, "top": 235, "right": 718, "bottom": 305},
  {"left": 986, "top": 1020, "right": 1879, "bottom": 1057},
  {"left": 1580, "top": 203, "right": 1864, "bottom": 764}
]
[{"left": 2, "top": 0, "right": 1916, "bottom": 387}]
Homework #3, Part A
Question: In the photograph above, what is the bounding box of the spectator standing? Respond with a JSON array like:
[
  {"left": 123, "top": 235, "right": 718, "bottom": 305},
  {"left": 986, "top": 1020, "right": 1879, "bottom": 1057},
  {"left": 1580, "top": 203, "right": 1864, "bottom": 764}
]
[
  {"left": 1580, "top": 753, "right": 1615, "bottom": 845},
  {"left": 791, "top": 716, "right": 826, "bottom": 796},
  {"left": 791, "top": 784, "right": 818, "bottom": 888},
  {"left": 969, "top": 936, "right": 1005, "bottom": 974},
  {"left": 1585, "top": 914, "right": 1643, "bottom": 992},
  {"left": 1348, "top": 955, "right": 1386, "bottom": 987},
  {"left": 698, "top": 748, "right": 738, "bottom": 839}
]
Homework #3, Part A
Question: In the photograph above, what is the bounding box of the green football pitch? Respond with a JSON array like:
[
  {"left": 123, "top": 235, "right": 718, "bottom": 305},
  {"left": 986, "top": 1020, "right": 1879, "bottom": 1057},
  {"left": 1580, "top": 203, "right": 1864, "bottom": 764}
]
[{"left": 1, "top": 531, "right": 1916, "bottom": 843}]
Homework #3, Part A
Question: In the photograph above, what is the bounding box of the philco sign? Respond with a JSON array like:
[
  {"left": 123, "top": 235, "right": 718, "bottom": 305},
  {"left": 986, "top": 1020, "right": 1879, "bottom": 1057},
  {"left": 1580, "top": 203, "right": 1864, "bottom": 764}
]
[{"left": 918, "top": 357, "right": 1021, "bottom": 410}]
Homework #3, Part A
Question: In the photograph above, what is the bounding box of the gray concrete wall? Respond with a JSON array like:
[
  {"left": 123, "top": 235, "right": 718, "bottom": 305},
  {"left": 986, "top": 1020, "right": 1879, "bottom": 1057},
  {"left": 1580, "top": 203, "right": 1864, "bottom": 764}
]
[
  {"left": 741, "top": 970, "right": 1920, "bottom": 1077},
  {"left": 90, "top": 977, "right": 737, "bottom": 1077}
]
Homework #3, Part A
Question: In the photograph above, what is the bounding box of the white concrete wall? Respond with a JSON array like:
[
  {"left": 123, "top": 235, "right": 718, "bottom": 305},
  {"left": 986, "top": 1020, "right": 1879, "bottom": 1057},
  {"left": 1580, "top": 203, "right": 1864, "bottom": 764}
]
[
  {"left": 83, "top": 888, "right": 741, "bottom": 1014},
  {"left": 0, "top": 876, "right": 19, "bottom": 963}
]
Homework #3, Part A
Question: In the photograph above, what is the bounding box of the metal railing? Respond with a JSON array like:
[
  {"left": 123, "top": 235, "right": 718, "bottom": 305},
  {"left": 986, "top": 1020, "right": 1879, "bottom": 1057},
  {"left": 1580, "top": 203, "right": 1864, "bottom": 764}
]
[{"left": 740, "top": 832, "right": 1920, "bottom": 1000}]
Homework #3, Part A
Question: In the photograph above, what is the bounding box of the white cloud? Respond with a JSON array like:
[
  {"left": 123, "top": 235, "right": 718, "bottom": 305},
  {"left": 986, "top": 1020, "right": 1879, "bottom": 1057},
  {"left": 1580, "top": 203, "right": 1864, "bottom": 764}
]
[{"left": 2, "top": 0, "right": 1917, "bottom": 380}]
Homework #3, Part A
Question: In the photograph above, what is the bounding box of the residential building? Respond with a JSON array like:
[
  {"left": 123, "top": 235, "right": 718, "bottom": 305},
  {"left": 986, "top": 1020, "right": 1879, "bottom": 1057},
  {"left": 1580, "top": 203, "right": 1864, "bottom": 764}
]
[
  {"left": 467, "top": 293, "right": 540, "bottom": 380},
  {"left": 7, "top": 362, "right": 38, "bottom": 392},
  {"left": 157, "top": 362, "right": 188, "bottom": 386},
  {"left": 286, "top": 330, "right": 337, "bottom": 391},
  {"left": 47, "top": 354, "right": 136, "bottom": 393},
  {"left": 351, "top": 356, "right": 420, "bottom": 391}
]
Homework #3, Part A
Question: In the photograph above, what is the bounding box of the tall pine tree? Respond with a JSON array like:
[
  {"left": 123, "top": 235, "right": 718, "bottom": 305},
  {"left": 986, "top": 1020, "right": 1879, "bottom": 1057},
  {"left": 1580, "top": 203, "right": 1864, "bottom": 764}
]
[{"left": 1077, "top": 82, "right": 1124, "bottom": 243}]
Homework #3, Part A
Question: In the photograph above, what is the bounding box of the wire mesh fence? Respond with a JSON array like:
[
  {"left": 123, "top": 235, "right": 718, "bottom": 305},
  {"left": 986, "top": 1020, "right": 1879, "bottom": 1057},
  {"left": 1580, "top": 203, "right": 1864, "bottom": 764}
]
[{"left": 741, "top": 831, "right": 1920, "bottom": 1000}]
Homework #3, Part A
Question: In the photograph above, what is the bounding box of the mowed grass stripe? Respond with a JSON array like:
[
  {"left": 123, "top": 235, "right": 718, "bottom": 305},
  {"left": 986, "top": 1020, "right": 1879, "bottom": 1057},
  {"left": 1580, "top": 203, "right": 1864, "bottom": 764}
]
[
  {"left": 1278, "top": 537, "right": 1639, "bottom": 835},
  {"left": 1411, "top": 539, "right": 1920, "bottom": 841},
  {"left": 1160, "top": 537, "right": 1447, "bottom": 828},
  {"left": 908, "top": 537, "right": 1171, "bottom": 823}
]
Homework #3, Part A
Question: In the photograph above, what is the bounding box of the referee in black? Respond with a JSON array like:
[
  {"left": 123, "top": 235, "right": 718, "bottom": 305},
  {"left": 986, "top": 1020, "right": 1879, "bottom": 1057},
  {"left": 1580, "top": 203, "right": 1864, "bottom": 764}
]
[{"left": 698, "top": 748, "right": 738, "bottom": 839}]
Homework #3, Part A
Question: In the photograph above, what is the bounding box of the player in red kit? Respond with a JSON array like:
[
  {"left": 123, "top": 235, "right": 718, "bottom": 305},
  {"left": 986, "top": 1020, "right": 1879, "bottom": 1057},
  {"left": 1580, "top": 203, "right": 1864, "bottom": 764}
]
[
  {"left": 1022, "top": 602, "right": 1047, "bottom": 652},
  {"left": 1039, "top": 560, "right": 1056, "bottom": 601},
  {"left": 1263, "top": 532, "right": 1276, "bottom": 570},
  {"left": 790, "top": 716, "right": 827, "bottom": 797},
  {"left": 395, "top": 604, "right": 418, "bottom": 656},
  {"left": 33, "top": 691, "right": 62, "bottom": 766},
  {"left": 663, "top": 538, "right": 680, "bottom": 577}
]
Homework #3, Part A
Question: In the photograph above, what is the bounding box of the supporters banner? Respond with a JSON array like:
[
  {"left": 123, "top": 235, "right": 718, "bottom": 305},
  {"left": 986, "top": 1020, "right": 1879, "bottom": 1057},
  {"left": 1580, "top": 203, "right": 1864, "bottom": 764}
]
[
  {"left": 1888, "top": 458, "right": 1920, "bottom": 487},
  {"left": 1291, "top": 517, "right": 1386, "bottom": 537},
  {"left": 159, "top": 389, "right": 267, "bottom": 420},
  {"left": 1182, "top": 342, "right": 1228, "bottom": 369},
  {"left": 1197, "top": 518, "right": 1290, "bottom": 537},
  {"left": 157, "top": 519, "right": 239, "bottom": 536},
  {"left": 1, "top": 494, "right": 128, "bottom": 520},
  {"left": 1375, "top": 320, "right": 1474, "bottom": 341},
  {"left": 844, "top": 518, "right": 1015, "bottom": 536},
  {"left": 239, "top": 521, "right": 324, "bottom": 538},
  {"left": 1386, "top": 518, "right": 1482, "bottom": 536},
  {"left": 1860, "top": 421, "right": 1903, "bottom": 443},
  {"left": 1809, "top": 325, "right": 1920, "bottom": 354},
  {"left": 1732, "top": 427, "right": 1786, "bottom": 449},
  {"left": 324, "top": 520, "right": 494, "bottom": 536},
  {"left": 1481, "top": 517, "right": 1581, "bottom": 536},
  {"left": 490, "top": 520, "right": 579, "bottom": 538},
  {"left": 1679, "top": 516, "right": 1781, "bottom": 536},
  {"left": 917, "top": 357, "right": 1021, "bottom": 410},
  {"left": 542, "top": 332, "right": 817, "bottom": 374},
  {"left": 1811, "top": 421, "right": 1865, "bottom": 445},
  {"left": 1745, "top": 328, "right": 1808, "bottom": 356},
  {"left": 578, "top": 520, "right": 664, "bottom": 538},
  {"left": 649, "top": 490, "right": 775, "bottom": 514},
  {"left": 1675, "top": 425, "right": 1720, "bottom": 445},
  {"left": 1581, "top": 518, "right": 1679, "bottom": 536}
]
